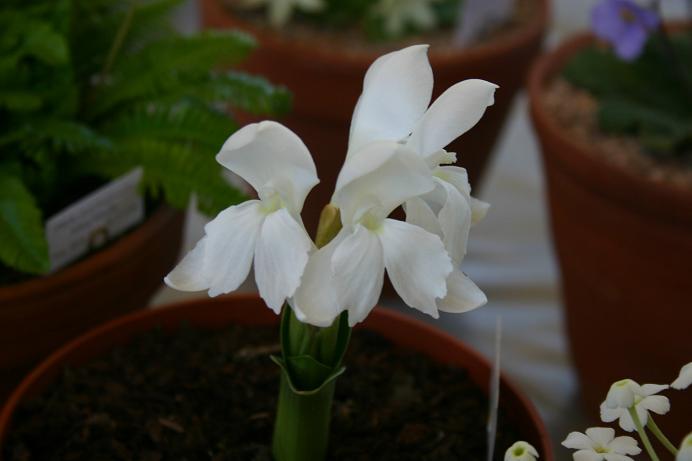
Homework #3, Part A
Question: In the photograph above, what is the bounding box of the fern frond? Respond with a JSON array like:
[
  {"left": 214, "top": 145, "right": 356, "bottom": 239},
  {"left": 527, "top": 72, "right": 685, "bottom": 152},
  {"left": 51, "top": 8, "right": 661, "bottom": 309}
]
[
  {"left": 81, "top": 138, "right": 245, "bottom": 215},
  {"left": 86, "top": 30, "right": 256, "bottom": 120},
  {"left": 104, "top": 102, "right": 237, "bottom": 150},
  {"left": 4, "top": 119, "right": 113, "bottom": 156},
  {"left": 0, "top": 171, "right": 49, "bottom": 274}
]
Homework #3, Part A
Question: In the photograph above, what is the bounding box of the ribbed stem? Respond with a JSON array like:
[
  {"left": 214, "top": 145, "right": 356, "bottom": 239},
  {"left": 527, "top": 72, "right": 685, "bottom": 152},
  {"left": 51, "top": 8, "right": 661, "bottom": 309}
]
[
  {"left": 272, "top": 366, "right": 338, "bottom": 461},
  {"left": 628, "top": 407, "right": 660, "bottom": 461},
  {"left": 647, "top": 416, "right": 678, "bottom": 456}
]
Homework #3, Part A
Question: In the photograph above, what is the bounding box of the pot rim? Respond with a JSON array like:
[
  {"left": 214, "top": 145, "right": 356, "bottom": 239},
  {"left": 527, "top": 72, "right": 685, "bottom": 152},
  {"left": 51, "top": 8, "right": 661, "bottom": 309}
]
[
  {"left": 0, "top": 294, "right": 553, "bottom": 460},
  {"left": 0, "top": 205, "right": 181, "bottom": 302},
  {"left": 200, "top": 0, "right": 549, "bottom": 70},
  {"left": 528, "top": 27, "right": 692, "bottom": 226}
]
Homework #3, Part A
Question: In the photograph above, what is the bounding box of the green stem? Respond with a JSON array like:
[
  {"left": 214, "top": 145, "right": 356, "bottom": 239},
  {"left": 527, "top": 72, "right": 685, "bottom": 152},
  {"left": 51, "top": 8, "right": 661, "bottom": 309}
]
[
  {"left": 628, "top": 407, "right": 660, "bottom": 461},
  {"left": 272, "top": 361, "right": 341, "bottom": 461},
  {"left": 647, "top": 416, "right": 679, "bottom": 456},
  {"left": 100, "top": 3, "right": 136, "bottom": 79},
  {"left": 271, "top": 204, "right": 348, "bottom": 461}
]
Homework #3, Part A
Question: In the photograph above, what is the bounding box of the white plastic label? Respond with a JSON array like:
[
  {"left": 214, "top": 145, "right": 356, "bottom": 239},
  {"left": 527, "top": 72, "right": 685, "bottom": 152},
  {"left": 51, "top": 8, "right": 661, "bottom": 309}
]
[{"left": 45, "top": 168, "right": 145, "bottom": 272}]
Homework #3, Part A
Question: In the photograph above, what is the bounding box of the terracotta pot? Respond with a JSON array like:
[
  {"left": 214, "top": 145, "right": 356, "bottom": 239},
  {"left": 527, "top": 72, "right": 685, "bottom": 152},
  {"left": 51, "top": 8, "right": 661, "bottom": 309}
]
[
  {"left": 529, "top": 33, "right": 692, "bottom": 440},
  {"left": 0, "top": 206, "right": 184, "bottom": 403},
  {"left": 200, "top": 0, "right": 549, "bottom": 234},
  {"left": 0, "top": 294, "right": 553, "bottom": 459}
]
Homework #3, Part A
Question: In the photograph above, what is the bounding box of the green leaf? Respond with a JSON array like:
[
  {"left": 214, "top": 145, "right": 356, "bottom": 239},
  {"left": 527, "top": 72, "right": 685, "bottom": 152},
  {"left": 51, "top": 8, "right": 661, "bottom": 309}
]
[
  {"left": 87, "top": 30, "right": 256, "bottom": 119},
  {"left": 0, "top": 172, "right": 49, "bottom": 274},
  {"left": 79, "top": 138, "right": 245, "bottom": 216}
]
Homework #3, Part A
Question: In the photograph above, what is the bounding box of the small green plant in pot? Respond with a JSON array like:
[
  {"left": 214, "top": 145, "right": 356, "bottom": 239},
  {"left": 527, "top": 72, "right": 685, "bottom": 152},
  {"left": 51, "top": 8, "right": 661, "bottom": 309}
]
[
  {"left": 0, "top": 0, "right": 289, "bottom": 400},
  {"left": 0, "top": 0, "right": 291, "bottom": 282}
]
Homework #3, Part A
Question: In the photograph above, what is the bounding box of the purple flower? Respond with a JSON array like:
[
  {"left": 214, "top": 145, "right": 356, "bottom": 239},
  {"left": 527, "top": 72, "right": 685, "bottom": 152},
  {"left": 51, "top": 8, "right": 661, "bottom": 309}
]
[{"left": 591, "top": 0, "right": 660, "bottom": 61}]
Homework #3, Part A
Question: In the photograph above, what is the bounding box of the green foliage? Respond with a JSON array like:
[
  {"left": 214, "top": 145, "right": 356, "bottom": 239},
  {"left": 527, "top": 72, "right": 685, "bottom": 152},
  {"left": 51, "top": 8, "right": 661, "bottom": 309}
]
[
  {"left": 0, "top": 0, "right": 291, "bottom": 276},
  {"left": 0, "top": 172, "right": 49, "bottom": 274},
  {"left": 563, "top": 34, "right": 692, "bottom": 160}
]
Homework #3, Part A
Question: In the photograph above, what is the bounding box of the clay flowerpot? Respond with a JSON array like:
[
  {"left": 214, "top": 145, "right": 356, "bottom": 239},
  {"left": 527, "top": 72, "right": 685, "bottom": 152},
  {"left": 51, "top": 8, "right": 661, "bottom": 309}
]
[
  {"left": 0, "top": 206, "right": 184, "bottom": 403},
  {"left": 529, "top": 34, "right": 692, "bottom": 439},
  {"left": 0, "top": 294, "right": 553, "bottom": 459},
  {"left": 200, "top": 0, "right": 549, "bottom": 233}
]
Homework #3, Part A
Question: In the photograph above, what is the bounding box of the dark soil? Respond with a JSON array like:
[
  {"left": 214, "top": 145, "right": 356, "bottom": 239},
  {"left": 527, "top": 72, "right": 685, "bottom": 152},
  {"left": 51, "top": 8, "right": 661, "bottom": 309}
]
[{"left": 4, "top": 324, "right": 524, "bottom": 461}]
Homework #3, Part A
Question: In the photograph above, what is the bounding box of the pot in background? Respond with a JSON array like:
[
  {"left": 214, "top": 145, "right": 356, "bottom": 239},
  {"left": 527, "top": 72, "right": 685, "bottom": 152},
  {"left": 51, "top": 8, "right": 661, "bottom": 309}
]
[
  {"left": 0, "top": 294, "right": 553, "bottom": 460},
  {"left": 0, "top": 206, "right": 184, "bottom": 403},
  {"left": 528, "top": 33, "right": 692, "bottom": 440},
  {"left": 200, "top": 0, "right": 549, "bottom": 234}
]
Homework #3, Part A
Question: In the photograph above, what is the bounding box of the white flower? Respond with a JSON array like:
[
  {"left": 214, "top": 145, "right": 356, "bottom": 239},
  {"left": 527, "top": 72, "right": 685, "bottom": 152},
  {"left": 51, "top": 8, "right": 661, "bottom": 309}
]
[
  {"left": 600, "top": 379, "right": 670, "bottom": 432},
  {"left": 562, "top": 427, "right": 641, "bottom": 461},
  {"left": 291, "top": 140, "right": 451, "bottom": 327},
  {"left": 165, "top": 121, "right": 318, "bottom": 314},
  {"left": 372, "top": 0, "right": 440, "bottom": 37},
  {"left": 348, "top": 44, "right": 496, "bottom": 310},
  {"left": 505, "top": 441, "right": 539, "bottom": 461},
  {"left": 239, "top": 0, "right": 324, "bottom": 27},
  {"left": 672, "top": 362, "right": 692, "bottom": 390},
  {"left": 678, "top": 432, "right": 692, "bottom": 461}
]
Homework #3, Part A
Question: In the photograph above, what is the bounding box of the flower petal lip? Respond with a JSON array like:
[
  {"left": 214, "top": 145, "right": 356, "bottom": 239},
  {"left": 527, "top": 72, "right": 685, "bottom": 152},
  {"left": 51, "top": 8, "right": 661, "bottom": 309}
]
[
  {"left": 216, "top": 121, "right": 319, "bottom": 214},
  {"left": 254, "top": 207, "right": 313, "bottom": 313},
  {"left": 678, "top": 432, "right": 692, "bottom": 461},
  {"left": 671, "top": 362, "right": 692, "bottom": 390},
  {"left": 165, "top": 200, "right": 265, "bottom": 297},
  {"left": 407, "top": 79, "right": 498, "bottom": 159},
  {"left": 380, "top": 218, "right": 453, "bottom": 317},
  {"left": 331, "top": 225, "right": 385, "bottom": 327},
  {"left": 437, "top": 269, "right": 487, "bottom": 314},
  {"left": 504, "top": 441, "right": 539, "bottom": 461},
  {"left": 333, "top": 141, "right": 435, "bottom": 226},
  {"left": 348, "top": 44, "right": 433, "bottom": 155},
  {"left": 289, "top": 231, "right": 346, "bottom": 327}
]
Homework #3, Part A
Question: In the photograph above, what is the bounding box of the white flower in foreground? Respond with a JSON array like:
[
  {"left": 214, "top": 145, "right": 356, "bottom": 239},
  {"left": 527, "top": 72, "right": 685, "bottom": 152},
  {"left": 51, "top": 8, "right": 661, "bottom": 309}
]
[
  {"left": 348, "top": 44, "right": 496, "bottom": 310},
  {"left": 291, "top": 140, "right": 451, "bottom": 327},
  {"left": 678, "top": 432, "right": 692, "bottom": 461},
  {"left": 672, "top": 362, "right": 692, "bottom": 390},
  {"left": 562, "top": 427, "right": 640, "bottom": 461},
  {"left": 505, "top": 441, "right": 539, "bottom": 461},
  {"left": 600, "top": 379, "right": 670, "bottom": 432},
  {"left": 372, "top": 0, "right": 439, "bottom": 37},
  {"left": 165, "top": 121, "right": 318, "bottom": 314},
  {"left": 238, "top": 0, "right": 324, "bottom": 27}
]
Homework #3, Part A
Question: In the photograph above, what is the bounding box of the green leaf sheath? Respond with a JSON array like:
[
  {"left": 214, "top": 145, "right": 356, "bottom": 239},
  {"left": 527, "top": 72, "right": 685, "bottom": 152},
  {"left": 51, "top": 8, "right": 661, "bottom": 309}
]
[
  {"left": 563, "top": 36, "right": 692, "bottom": 158},
  {"left": 0, "top": 173, "right": 49, "bottom": 274}
]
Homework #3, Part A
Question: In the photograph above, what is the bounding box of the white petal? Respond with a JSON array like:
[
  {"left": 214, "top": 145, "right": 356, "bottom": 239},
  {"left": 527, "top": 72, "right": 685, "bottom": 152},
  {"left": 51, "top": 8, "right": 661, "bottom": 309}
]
[
  {"left": 678, "top": 433, "right": 692, "bottom": 461},
  {"left": 164, "top": 237, "right": 212, "bottom": 291},
  {"left": 289, "top": 230, "right": 346, "bottom": 327},
  {"left": 505, "top": 441, "right": 539, "bottom": 461},
  {"left": 640, "top": 395, "right": 670, "bottom": 415},
  {"left": 585, "top": 427, "right": 615, "bottom": 447},
  {"left": 639, "top": 383, "right": 668, "bottom": 396},
  {"left": 203, "top": 201, "right": 265, "bottom": 297},
  {"left": 333, "top": 141, "right": 434, "bottom": 225},
  {"left": 672, "top": 362, "right": 692, "bottom": 390},
  {"left": 437, "top": 179, "right": 472, "bottom": 264},
  {"left": 254, "top": 208, "right": 313, "bottom": 313},
  {"left": 605, "top": 379, "right": 638, "bottom": 409},
  {"left": 404, "top": 197, "right": 442, "bottom": 238},
  {"left": 437, "top": 269, "right": 486, "bottom": 313},
  {"left": 562, "top": 431, "right": 597, "bottom": 450},
  {"left": 407, "top": 79, "right": 498, "bottom": 158},
  {"left": 609, "top": 436, "right": 641, "bottom": 456},
  {"left": 574, "top": 450, "right": 603, "bottom": 461},
  {"left": 331, "top": 225, "right": 385, "bottom": 326},
  {"left": 471, "top": 197, "right": 490, "bottom": 224},
  {"left": 380, "top": 219, "right": 452, "bottom": 317},
  {"left": 603, "top": 454, "right": 634, "bottom": 461},
  {"left": 216, "top": 121, "right": 319, "bottom": 213},
  {"left": 348, "top": 45, "right": 433, "bottom": 155}
]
